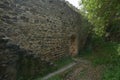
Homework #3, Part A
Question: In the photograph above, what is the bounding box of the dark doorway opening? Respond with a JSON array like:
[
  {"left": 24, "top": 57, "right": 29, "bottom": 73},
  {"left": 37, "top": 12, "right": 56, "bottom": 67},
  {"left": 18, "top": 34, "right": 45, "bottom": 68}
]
[{"left": 69, "top": 34, "right": 78, "bottom": 56}]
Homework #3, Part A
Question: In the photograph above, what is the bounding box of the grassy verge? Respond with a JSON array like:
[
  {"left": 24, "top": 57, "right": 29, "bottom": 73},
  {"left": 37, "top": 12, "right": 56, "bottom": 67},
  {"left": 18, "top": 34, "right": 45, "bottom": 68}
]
[
  {"left": 35, "top": 56, "right": 73, "bottom": 80},
  {"left": 47, "top": 75, "right": 63, "bottom": 80},
  {"left": 79, "top": 37, "right": 120, "bottom": 80},
  {"left": 47, "top": 65, "right": 74, "bottom": 80}
]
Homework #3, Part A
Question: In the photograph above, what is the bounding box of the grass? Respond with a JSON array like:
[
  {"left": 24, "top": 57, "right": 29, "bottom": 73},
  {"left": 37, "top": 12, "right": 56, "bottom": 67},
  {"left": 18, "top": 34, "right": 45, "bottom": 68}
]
[
  {"left": 46, "top": 63, "right": 75, "bottom": 80},
  {"left": 35, "top": 56, "right": 73, "bottom": 80},
  {"left": 48, "top": 75, "right": 63, "bottom": 80},
  {"left": 54, "top": 56, "right": 74, "bottom": 69},
  {"left": 79, "top": 37, "right": 120, "bottom": 80},
  {"left": 103, "top": 64, "right": 120, "bottom": 80}
]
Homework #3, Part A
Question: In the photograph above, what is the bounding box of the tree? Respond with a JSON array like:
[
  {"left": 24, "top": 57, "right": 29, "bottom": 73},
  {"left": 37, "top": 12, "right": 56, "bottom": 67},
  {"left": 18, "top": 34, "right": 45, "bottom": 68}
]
[{"left": 79, "top": 0, "right": 120, "bottom": 40}]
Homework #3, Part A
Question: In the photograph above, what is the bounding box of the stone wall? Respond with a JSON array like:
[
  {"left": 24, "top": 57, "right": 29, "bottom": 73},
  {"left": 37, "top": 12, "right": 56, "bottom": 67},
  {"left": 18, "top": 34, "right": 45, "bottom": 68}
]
[
  {"left": 0, "top": 35, "right": 55, "bottom": 80},
  {"left": 0, "top": 0, "right": 90, "bottom": 80},
  {"left": 0, "top": 0, "right": 84, "bottom": 60}
]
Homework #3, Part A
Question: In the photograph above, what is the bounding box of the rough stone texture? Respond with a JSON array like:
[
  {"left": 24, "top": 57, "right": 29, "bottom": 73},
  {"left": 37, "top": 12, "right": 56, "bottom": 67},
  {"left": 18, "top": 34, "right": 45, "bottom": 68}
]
[
  {"left": 0, "top": 0, "right": 88, "bottom": 60},
  {"left": 0, "top": 36, "right": 54, "bottom": 80},
  {"left": 0, "top": 0, "right": 89, "bottom": 80}
]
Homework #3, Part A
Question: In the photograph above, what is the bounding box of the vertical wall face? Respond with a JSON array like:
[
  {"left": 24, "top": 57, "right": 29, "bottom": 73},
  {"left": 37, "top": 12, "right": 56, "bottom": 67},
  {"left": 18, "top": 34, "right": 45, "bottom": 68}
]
[
  {"left": 0, "top": 0, "right": 90, "bottom": 80},
  {"left": 0, "top": 0, "right": 83, "bottom": 60}
]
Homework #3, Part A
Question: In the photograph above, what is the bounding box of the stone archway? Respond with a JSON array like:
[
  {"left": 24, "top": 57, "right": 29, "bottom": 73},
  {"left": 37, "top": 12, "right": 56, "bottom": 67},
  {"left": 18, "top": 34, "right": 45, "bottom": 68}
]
[{"left": 69, "top": 34, "right": 78, "bottom": 56}]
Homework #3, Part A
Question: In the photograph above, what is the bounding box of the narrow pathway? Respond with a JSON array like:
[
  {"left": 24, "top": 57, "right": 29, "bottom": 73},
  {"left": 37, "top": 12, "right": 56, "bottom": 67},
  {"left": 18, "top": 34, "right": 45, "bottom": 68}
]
[
  {"left": 36, "top": 58, "right": 104, "bottom": 80},
  {"left": 40, "top": 62, "right": 77, "bottom": 80},
  {"left": 64, "top": 59, "right": 104, "bottom": 80}
]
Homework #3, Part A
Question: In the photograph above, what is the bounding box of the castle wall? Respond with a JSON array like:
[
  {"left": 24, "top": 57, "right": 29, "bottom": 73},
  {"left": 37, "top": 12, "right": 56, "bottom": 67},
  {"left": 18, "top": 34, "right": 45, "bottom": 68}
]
[
  {"left": 0, "top": 0, "right": 90, "bottom": 80},
  {"left": 0, "top": 0, "right": 82, "bottom": 60}
]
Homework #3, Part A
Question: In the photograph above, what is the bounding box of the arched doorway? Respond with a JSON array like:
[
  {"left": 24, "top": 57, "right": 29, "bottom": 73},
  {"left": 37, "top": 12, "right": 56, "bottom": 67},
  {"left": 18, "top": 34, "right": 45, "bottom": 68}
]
[{"left": 69, "top": 34, "right": 78, "bottom": 56}]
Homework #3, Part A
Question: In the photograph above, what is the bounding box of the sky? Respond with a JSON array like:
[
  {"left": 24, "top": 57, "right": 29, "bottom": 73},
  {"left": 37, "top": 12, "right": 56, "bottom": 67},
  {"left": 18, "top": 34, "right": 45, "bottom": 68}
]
[{"left": 65, "top": 0, "right": 80, "bottom": 9}]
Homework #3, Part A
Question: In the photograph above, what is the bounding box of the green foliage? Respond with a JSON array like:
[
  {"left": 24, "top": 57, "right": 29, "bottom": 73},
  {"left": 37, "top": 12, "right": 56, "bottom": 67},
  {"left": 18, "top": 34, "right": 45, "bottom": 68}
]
[
  {"left": 54, "top": 57, "right": 73, "bottom": 69},
  {"left": 106, "top": 21, "right": 120, "bottom": 42},
  {"left": 103, "top": 65, "right": 120, "bottom": 80},
  {"left": 79, "top": 0, "right": 120, "bottom": 78},
  {"left": 44, "top": 60, "right": 75, "bottom": 80},
  {"left": 80, "top": 37, "right": 120, "bottom": 79},
  {"left": 48, "top": 75, "right": 63, "bottom": 80},
  {"left": 79, "top": 0, "right": 120, "bottom": 37},
  {"left": 80, "top": 37, "right": 120, "bottom": 64}
]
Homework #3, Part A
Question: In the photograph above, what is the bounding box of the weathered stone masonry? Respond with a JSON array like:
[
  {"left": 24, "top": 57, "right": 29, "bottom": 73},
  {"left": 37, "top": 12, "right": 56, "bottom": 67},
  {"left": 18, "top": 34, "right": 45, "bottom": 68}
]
[
  {"left": 0, "top": 0, "right": 89, "bottom": 80},
  {"left": 0, "top": 36, "right": 53, "bottom": 80},
  {"left": 0, "top": 0, "right": 85, "bottom": 60}
]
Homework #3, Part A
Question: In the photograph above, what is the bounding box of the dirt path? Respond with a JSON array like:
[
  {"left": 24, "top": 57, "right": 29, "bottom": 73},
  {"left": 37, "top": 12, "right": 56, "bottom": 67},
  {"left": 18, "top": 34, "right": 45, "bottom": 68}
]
[
  {"left": 38, "top": 58, "right": 104, "bottom": 80},
  {"left": 64, "top": 58, "right": 104, "bottom": 80}
]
